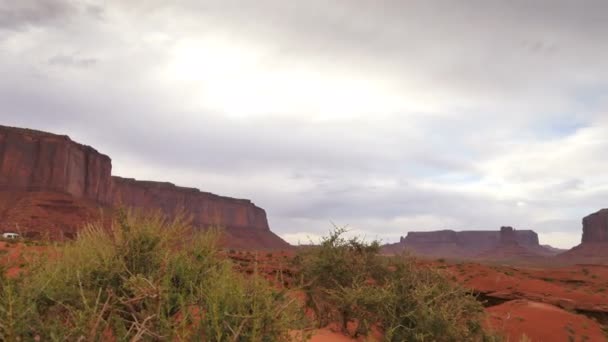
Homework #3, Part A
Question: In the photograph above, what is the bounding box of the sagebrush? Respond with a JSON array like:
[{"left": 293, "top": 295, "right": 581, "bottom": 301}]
[
  {"left": 0, "top": 210, "right": 307, "bottom": 341},
  {"left": 294, "top": 227, "right": 500, "bottom": 341}
]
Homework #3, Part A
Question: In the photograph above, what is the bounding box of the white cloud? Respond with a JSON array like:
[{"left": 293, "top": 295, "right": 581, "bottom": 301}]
[{"left": 1, "top": 0, "right": 608, "bottom": 250}]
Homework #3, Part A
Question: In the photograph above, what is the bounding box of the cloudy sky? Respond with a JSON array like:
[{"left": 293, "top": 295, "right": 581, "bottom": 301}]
[{"left": 2, "top": 0, "right": 608, "bottom": 248}]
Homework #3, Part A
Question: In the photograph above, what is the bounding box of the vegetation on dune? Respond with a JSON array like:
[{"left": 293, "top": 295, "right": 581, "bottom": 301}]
[{"left": 0, "top": 213, "right": 500, "bottom": 341}]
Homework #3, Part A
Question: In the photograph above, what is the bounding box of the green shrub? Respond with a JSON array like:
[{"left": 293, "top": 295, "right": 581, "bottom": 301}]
[
  {"left": 295, "top": 227, "right": 500, "bottom": 341},
  {"left": 0, "top": 209, "right": 307, "bottom": 341}
]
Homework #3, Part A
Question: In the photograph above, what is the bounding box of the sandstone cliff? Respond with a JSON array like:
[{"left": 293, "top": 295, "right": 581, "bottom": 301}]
[
  {"left": 0, "top": 125, "right": 112, "bottom": 203},
  {"left": 499, "top": 226, "right": 518, "bottom": 246},
  {"left": 559, "top": 209, "right": 608, "bottom": 262},
  {"left": 111, "top": 177, "right": 269, "bottom": 231},
  {"left": 110, "top": 177, "right": 288, "bottom": 248},
  {"left": 581, "top": 209, "right": 608, "bottom": 243},
  {"left": 0, "top": 125, "right": 288, "bottom": 249}
]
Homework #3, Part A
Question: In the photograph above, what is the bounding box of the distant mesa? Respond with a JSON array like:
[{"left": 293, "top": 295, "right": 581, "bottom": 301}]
[
  {"left": 385, "top": 208, "right": 608, "bottom": 263},
  {"left": 382, "top": 226, "right": 561, "bottom": 260},
  {"left": 0, "top": 124, "right": 289, "bottom": 249},
  {"left": 477, "top": 226, "right": 553, "bottom": 260},
  {"left": 499, "top": 226, "right": 518, "bottom": 246}
]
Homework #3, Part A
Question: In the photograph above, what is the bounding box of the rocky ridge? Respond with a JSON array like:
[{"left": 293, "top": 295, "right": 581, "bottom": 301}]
[{"left": 0, "top": 125, "right": 288, "bottom": 249}]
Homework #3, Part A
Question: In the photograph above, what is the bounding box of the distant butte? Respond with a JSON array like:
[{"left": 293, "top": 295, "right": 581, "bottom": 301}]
[
  {"left": 0, "top": 125, "right": 289, "bottom": 249},
  {"left": 382, "top": 227, "right": 563, "bottom": 260},
  {"left": 558, "top": 209, "right": 608, "bottom": 262}
]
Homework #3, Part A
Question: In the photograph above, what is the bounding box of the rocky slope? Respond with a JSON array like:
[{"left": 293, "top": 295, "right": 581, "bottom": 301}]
[{"left": 0, "top": 125, "right": 288, "bottom": 249}]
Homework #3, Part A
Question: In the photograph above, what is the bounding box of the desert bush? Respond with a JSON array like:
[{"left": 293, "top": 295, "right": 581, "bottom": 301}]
[
  {"left": 0, "top": 209, "right": 306, "bottom": 341},
  {"left": 295, "top": 227, "right": 500, "bottom": 341}
]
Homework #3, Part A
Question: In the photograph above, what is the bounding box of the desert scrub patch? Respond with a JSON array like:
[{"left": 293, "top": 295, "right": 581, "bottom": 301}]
[
  {"left": 0, "top": 209, "right": 308, "bottom": 341},
  {"left": 294, "top": 227, "right": 501, "bottom": 341}
]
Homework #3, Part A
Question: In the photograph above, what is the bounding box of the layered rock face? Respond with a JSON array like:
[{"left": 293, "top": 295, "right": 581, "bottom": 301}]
[
  {"left": 0, "top": 125, "right": 288, "bottom": 248},
  {"left": 382, "top": 228, "right": 546, "bottom": 258},
  {"left": 111, "top": 177, "right": 269, "bottom": 231},
  {"left": 581, "top": 209, "right": 608, "bottom": 243},
  {"left": 559, "top": 209, "right": 608, "bottom": 261},
  {"left": 403, "top": 229, "right": 539, "bottom": 249},
  {"left": 0, "top": 126, "right": 112, "bottom": 203},
  {"left": 499, "top": 226, "right": 518, "bottom": 246}
]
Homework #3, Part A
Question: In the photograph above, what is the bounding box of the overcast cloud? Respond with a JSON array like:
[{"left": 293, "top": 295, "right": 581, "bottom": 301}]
[{"left": 1, "top": 0, "right": 607, "bottom": 248}]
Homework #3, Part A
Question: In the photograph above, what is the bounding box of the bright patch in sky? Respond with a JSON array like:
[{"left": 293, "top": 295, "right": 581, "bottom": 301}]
[{"left": 166, "top": 37, "right": 406, "bottom": 121}]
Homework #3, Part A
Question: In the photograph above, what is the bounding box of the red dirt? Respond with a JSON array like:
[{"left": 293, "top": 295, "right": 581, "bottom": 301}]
[
  {"left": 0, "top": 241, "right": 46, "bottom": 277},
  {"left": 307, "top": 328, "right": 357, "bottom": 342},
  {"left": 487, "top": 300, "right": 605, "bottom": 342},
  {"left": 439, "top": 261, "right": 608, "bottom": 315}
]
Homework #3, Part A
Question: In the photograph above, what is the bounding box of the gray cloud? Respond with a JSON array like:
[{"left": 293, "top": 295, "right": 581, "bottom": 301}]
[
  {"left": 48, "top": 54, "right": 97, "bottom": 68},
  {"left": 1, "top": 0, "right": 608, "bottom": 248},
  {"left": 0, "top": 0, "right": 75, "bottom": 30}
]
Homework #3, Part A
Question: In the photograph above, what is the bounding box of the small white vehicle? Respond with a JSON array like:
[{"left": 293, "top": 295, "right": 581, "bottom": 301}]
[{"left": 2, "top": 232, "right": 20, "bottom": 239}]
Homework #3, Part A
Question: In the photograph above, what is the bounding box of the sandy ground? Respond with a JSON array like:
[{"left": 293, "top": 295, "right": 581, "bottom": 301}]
[{"left": 487, "top": 299, "right": 605, "bottom": 342}]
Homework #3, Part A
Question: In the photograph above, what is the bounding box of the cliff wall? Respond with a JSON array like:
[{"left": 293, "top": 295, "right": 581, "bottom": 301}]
[
  {"left": 111, "top": 176, "right": 270, "bottom": 231},
  {"left": 0, "top": 125, "right": 284, "bottom": 247},
  {"left": 0, "top": 125, "right": 112, "bottom": 203},
  {"left": 557, "top": 209, "right": 608, "bottom": 261},
  {"left": 581, "top": 209, "right": 608, "bottom": 243}
]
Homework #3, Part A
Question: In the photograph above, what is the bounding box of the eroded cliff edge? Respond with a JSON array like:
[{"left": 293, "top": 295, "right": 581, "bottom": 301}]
[
  {"left": 111, "top": 176, "right": 270, "bottom": 231},
  {"left": 0, "top": 125, "right": 112, "bottom": 203},
  {"left": 0, "top": 125, "right": 288, "bottom": 248}
]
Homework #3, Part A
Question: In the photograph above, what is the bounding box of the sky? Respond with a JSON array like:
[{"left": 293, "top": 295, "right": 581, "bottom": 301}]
[{"left": 1, "top": 0, "right": 608, "bottom": 248}]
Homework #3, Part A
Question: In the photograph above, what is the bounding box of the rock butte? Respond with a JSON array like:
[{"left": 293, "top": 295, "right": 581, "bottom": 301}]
[
  {"left": 558, "top": 208, "right": 608, "bottom": 260},
  {"left": 0, "top": 125, "right": 288, "bottom": 249},
  {"left": 384, "top": 209, "right": 608, "bottom": 262},
  {"left": 381, "top": 228, "right": 559, "bottom": 258},
  {"left": 581, "top": 208, "right": 608, "bottom": 243}
]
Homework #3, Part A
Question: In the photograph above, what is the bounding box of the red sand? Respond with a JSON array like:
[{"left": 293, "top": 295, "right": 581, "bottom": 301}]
[
  {"left": 487, "top": 300, "right": 605, "bottom": 342},
  {"left": 307, "top": 328, "right": 357, "bottom": 342},
  {"left": 439, "top": 261, "right": 608, "bottom": 314}
]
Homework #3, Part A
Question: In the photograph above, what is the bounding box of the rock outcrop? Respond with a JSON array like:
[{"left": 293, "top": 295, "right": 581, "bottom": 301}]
[
  {"left": 477, "top": 226, "right": 551, "bottom": 260},
  {"left": 111, "top": 176, "right": 270, "bottom": 231},
  {"left": 381, "top": 228, "right": 556, "bottom": 259},
  {"left": 0, "top": 126, "right": 112, "bottom": 203},
  {"left": 0, "top": 125, "right": 288, "bottom": 249},
  {"left": 499, "top": 226, "right": 518, "bottom": 246},
  {"left": 108, "top": 177, "right": 287, "bottom": 249},
  {"left": 404, "top": 229, "right": 538, "bottom": 249},
  {"left": 559, "top": 209, "right": 608, "bottom": 262},
  {"left": 581, "top": 209, "right": 608, "bottom": 243}
]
